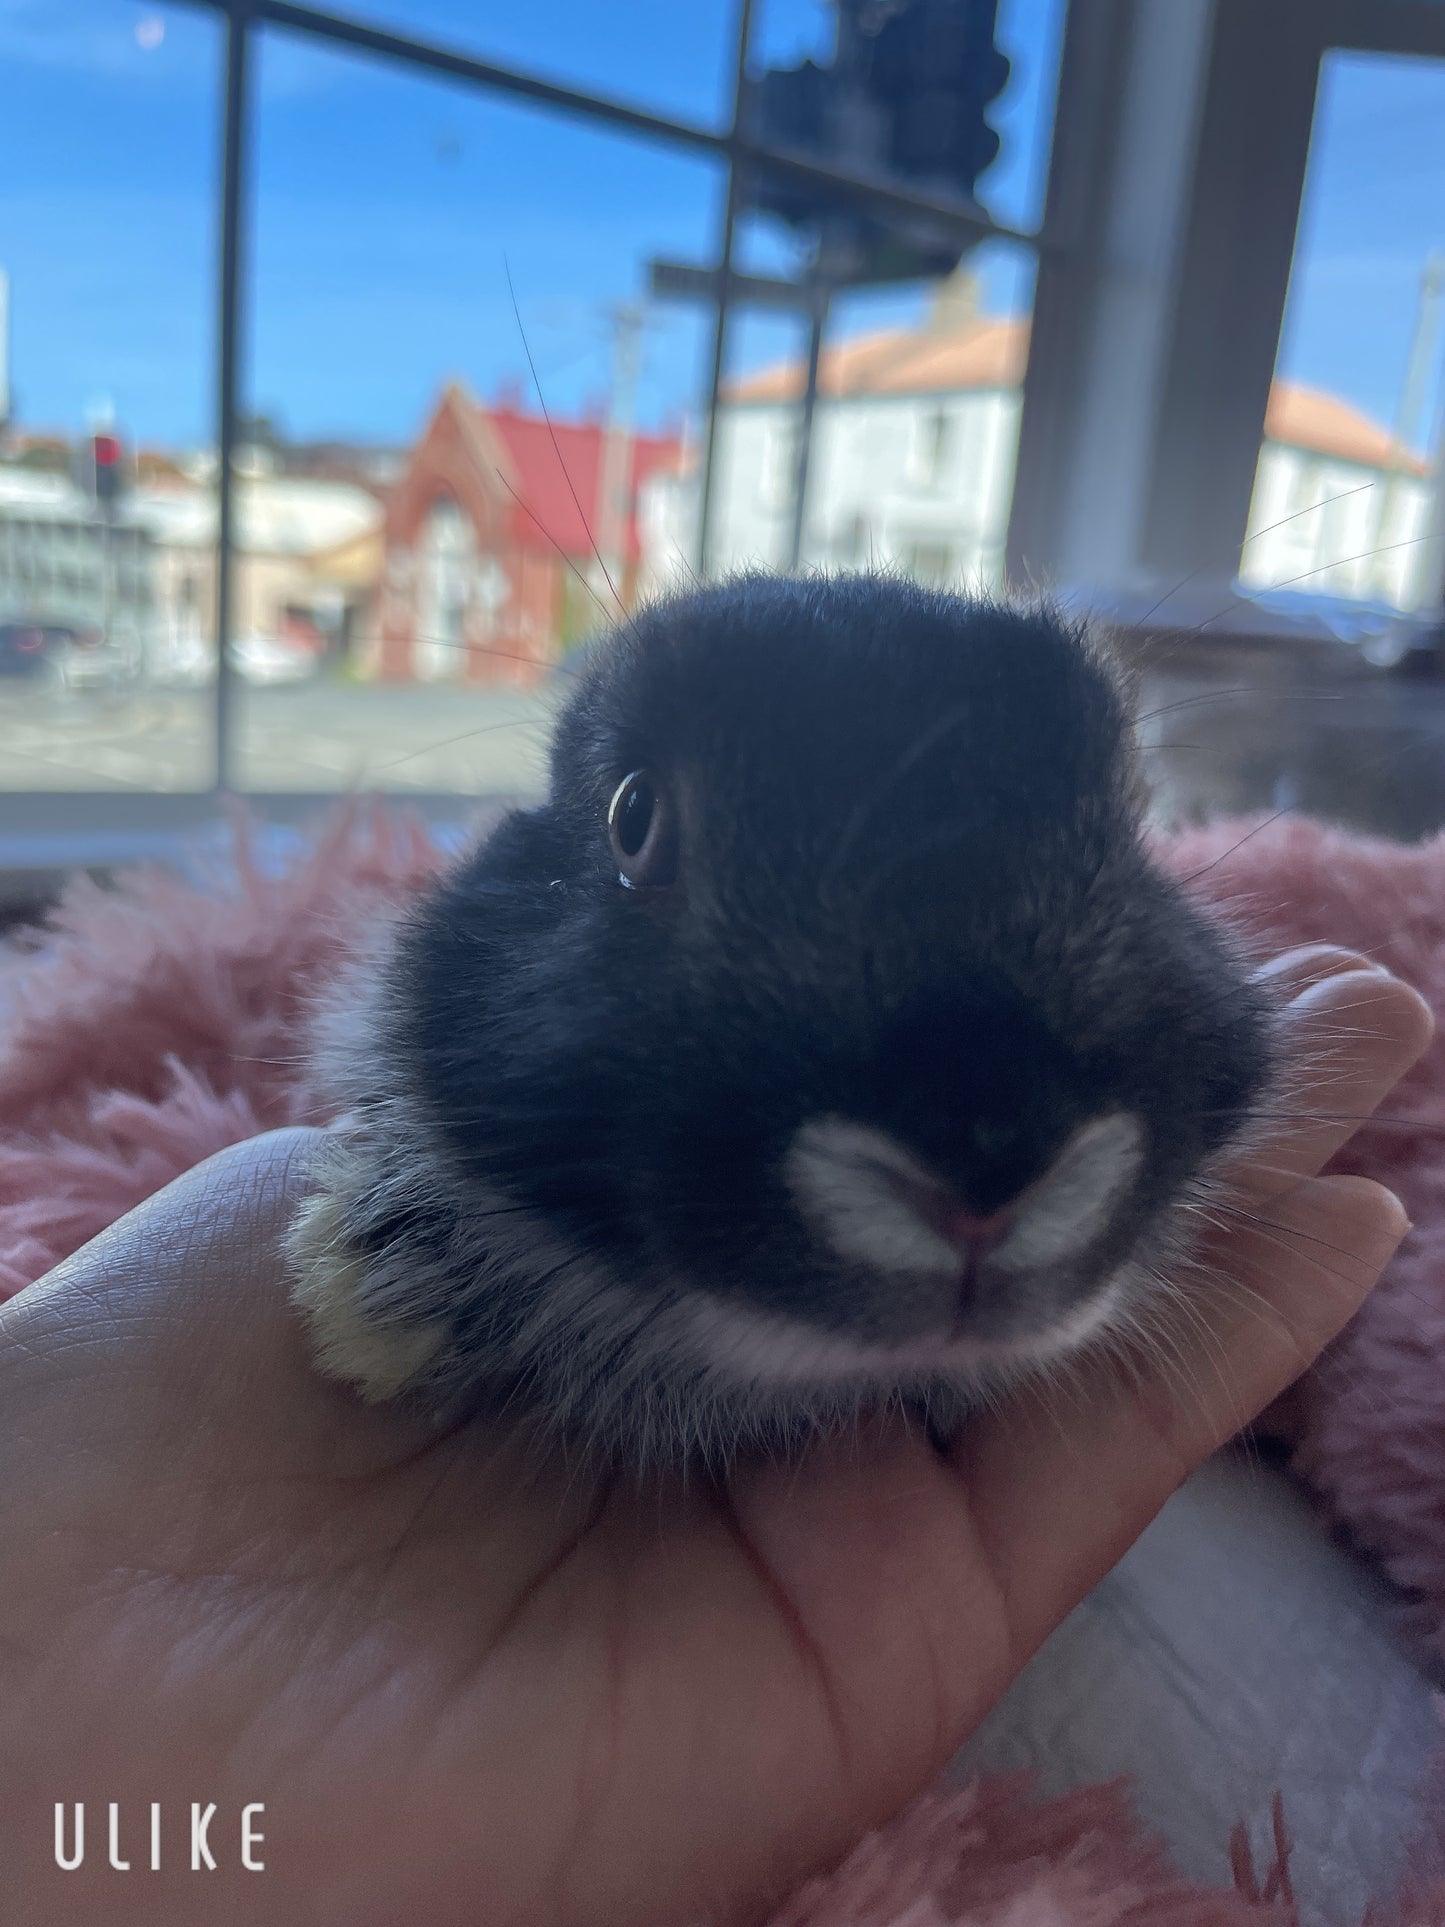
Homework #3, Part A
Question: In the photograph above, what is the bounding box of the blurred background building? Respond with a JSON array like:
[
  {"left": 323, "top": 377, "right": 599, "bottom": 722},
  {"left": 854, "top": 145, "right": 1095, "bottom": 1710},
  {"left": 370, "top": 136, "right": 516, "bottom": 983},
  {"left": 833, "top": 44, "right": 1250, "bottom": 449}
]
[
  {"left": 371, "top": 383, "right": 682, "bottom": 685},
  {"left": 645, "top": 271, "right": 1435, "bottom": 605}
]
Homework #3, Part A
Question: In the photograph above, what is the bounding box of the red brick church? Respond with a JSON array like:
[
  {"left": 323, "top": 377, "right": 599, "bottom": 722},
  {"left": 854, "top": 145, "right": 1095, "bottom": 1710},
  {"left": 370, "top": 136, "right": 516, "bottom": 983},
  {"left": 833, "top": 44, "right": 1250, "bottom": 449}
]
[{"left": 371, "top": 383, "right": 683, "bottom": 685}]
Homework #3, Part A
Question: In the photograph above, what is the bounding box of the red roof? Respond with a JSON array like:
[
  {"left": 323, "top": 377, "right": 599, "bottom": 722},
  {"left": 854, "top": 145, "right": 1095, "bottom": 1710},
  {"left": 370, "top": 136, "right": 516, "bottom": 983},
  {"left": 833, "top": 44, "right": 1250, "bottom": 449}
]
[{"left": 483, "top": 404, "right": 683, "bottom": 565}]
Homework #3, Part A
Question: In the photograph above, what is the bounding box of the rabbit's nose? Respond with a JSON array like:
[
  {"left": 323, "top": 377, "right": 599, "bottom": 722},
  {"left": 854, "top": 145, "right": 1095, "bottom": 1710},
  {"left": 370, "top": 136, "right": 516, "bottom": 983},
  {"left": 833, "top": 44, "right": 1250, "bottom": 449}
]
[
  {"left": 886, "top": 1181, "right": 1018, "bottom": 1304},
  {"left": 930, "top": 1200, "right": 1015, "bottom": 1265}
]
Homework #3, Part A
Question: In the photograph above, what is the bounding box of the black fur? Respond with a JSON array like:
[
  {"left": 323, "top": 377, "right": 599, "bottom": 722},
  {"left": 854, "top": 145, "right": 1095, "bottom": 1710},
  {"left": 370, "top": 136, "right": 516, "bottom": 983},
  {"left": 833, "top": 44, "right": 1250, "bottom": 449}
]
[{"left": 299, "top": 574, "right": 1271, "bottom": 1462}]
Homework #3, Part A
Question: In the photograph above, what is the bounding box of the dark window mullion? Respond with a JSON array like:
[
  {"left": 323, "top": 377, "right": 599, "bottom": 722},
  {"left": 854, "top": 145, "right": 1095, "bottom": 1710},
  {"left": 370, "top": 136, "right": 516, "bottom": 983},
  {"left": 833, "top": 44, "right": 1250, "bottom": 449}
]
[{"left": 213, "top": 1, "right": 252, "bottom": 794}]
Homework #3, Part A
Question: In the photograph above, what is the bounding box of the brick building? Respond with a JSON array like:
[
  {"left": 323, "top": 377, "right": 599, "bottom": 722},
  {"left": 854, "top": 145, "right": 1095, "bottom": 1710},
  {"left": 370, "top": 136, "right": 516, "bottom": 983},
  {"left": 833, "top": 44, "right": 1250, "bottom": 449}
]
[{"left": 372, "top": 383, "right": 683, "bottom": 685}]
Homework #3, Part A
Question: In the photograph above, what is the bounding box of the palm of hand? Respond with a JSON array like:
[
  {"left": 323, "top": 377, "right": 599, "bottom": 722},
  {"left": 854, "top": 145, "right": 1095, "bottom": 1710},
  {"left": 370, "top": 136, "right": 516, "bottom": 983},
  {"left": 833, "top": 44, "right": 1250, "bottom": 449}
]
[{"left": 0, "top": 951, "right": 1426, "bottom": 1927}]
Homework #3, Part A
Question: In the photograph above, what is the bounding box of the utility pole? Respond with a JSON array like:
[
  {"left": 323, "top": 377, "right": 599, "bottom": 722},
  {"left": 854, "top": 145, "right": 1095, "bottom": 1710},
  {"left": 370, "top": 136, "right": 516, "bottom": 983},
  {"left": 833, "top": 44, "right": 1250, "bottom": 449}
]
[
  {"left": 1412, "top": 260, "right": 1445, "bottom": 646},
  {"left": 90, "top": 418, "right": 124, "bottom": 665},
  {"left": 788, "top": 277, "right": 831, "bottom": 570},
  {"left": 0, "top": 266, "right": 10, "bottom": 434},
  {"left": 1374, "top": 249, "right": 1445, "bottom": 601},
  {"left": 594, "top": 301, "right": 644, "bottom": 611}
]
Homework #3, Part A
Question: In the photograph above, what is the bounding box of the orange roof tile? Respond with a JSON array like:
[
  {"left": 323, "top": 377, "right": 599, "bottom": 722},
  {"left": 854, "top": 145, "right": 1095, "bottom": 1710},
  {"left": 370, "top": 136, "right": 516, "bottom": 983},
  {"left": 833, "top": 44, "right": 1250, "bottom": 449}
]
[
  {"left": 728, "top": 316, "right": 1426, "bottom": 473},
  {"left": 727, "top": 316, "right": 1028, "bottom": 402},
  {"left": 1264, "top": 381, "right": 1428, "bottom": 477}
]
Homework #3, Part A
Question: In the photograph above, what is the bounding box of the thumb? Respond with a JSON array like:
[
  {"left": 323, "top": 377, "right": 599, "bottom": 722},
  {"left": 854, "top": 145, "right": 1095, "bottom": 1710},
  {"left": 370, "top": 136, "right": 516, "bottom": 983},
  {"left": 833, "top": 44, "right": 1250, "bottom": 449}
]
[{"left": 0, "top": 1128, "right": 432, "bottom": 1482}]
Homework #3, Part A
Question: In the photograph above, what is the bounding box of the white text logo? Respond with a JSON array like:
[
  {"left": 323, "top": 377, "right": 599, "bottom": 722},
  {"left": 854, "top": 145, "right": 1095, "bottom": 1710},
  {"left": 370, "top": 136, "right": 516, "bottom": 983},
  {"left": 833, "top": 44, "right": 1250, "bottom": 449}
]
[{"left": 53, "top": 1804, "right": 266, "bottom": 1872}]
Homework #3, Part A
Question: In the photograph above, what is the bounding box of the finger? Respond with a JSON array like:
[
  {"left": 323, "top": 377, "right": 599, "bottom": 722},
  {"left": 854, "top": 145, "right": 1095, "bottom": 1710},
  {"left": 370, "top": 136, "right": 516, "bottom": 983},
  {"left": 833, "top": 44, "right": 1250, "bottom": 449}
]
[
  {"left": 3, "top": 1125, "right": 325, "bottom": 1345},
  {"left": 0, "top": 1128, "right": 434, "bottom": 1476},
  {"left": 1233, "top": 965, "right": 1432, "bottom": 1200},
  {"left": 955, "top": 1170, "right": 1408, "bottom": 1665},
  {"left": 1188, "top": 1172, "right": 1407, "bottom": 1380},
  {"left": 720, "top": 1171, "right": 1408, "bottom": 1905}
]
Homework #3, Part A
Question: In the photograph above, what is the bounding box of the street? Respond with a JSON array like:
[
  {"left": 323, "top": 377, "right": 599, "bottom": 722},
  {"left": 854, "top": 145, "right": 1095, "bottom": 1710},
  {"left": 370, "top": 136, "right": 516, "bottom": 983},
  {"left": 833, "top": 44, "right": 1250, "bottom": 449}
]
[
  {"left": 0, "top": 679, "right": 558, "bottom": 797},
  {"left": 2, "top": 641, "right": 1445, "bottom": 844}
]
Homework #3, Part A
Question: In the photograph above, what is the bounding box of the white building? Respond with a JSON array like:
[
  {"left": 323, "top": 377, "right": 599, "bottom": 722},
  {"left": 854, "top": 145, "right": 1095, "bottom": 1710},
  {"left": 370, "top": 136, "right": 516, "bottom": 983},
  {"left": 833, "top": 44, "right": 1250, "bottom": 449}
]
[
  {"left": 131, "top": 464, "right": 383, "bottom": 679},
  {"left": 644, "top": 289, "right": 1435, "bottom": 614},
  {"left": 0, "top": 467, "right": 155, "bottom": 665},
  {"left": 1240, "top": 384, "right": 1433, "bottom": 610},
  {"left": 0, "top": 454, "right": 384, "bottom": 683}
]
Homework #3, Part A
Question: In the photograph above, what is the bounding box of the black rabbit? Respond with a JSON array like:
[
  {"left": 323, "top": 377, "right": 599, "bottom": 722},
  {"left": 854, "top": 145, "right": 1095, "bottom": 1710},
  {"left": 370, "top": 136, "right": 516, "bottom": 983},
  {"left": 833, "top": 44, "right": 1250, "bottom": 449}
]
[{"left": 289, "top": 573, "right": 1271, "bottom": 1467}]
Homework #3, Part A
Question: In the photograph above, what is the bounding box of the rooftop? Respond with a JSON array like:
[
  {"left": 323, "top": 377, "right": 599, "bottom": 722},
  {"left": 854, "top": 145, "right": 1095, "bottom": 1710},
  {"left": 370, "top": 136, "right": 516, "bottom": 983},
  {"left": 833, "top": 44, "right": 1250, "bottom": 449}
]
[
  {"left": 447, "top": 386, "right": 684, "bottom": 563},
  {"left": 728, "top": 313, "right": 1429, "bottom": 476},
  {"left": 0, "top": 465, "right": 384, "bottom": 554}
]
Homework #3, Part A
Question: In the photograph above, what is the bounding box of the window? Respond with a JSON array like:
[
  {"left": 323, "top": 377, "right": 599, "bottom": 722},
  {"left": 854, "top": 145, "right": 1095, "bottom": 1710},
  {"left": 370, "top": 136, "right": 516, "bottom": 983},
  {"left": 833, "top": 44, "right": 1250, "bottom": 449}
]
[
  {"left": 760, "top": 416, "right": 800, "bottom": 517},
  {"left": 1010, "top": 0, "right": 1445, "bottom": 636},
  {"left": 1241, "top": 50, "right": 1445, "bottom": 624},
  {"left": 29, "top": 0, "right": 1445, "bottom": 856},
  {"left": 234, "top": 21, "right": 719, "bottom": 793},
  {"left": 415, "top": 500, "right": 474, "bottom": 685},
  {"left": 0, "top": 0, "right": 1075, "bottom": 855},
  {"left": 0, "top": 0, "right": 218, "bottom": 800},
  {"left": 326, "top": 0, "right": 736, "bottom": 126},
  {"left": 694, "top": 0, "right": 1066, "bottom": 586}
]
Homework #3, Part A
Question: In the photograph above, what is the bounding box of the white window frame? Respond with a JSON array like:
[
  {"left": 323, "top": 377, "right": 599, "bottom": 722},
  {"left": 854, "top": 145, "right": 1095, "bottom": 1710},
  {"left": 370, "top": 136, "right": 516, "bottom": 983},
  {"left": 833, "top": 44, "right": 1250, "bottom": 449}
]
[{"left": 1007, "top": 0, "right": 1445, "bottom": 629}]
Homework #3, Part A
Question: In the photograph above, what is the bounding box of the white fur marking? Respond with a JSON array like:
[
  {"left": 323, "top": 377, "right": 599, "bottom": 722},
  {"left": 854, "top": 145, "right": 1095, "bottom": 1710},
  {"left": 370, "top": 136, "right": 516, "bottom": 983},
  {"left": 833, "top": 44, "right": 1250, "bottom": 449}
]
[
  {"left": 655, "top": 1274, "right": 1129, "bottom": 1392},
  {"left": 994, "top": 1113, "right": 1145, "bottom": 1272},
  {"left": 786, "top": 1119, "right": 959, "bottom": 1278},
  {"left": 786, "top": 1111, "right": 1145, "bottom": 1283}
]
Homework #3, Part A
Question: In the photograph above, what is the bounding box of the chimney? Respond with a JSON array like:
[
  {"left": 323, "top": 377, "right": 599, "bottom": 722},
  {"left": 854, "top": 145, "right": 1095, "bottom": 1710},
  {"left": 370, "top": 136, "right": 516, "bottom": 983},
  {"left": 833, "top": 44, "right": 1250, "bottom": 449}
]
[{"left": 925, "top": 266, "right": 982, "bottom": 336}]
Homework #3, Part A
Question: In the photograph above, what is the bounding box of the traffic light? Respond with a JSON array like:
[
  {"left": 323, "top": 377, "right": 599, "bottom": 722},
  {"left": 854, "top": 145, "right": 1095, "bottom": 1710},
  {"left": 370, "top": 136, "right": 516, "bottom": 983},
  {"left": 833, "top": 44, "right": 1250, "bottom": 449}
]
[
  {"left": 870, "top": 0, "right": 1010, "bottom": 196},
  {"left": 92, "top": 431, "right": 124, "bottom": 507},
  {"left": 746, "top": 0, "right": 1010, "bottom": 285}
]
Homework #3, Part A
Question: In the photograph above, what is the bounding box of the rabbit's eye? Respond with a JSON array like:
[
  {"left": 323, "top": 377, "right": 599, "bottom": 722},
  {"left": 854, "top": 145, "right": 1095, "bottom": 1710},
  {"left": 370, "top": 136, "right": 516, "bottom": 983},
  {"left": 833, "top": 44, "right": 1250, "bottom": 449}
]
[{"left": 608, "top": 770, "right": 677, "bottom": 888}]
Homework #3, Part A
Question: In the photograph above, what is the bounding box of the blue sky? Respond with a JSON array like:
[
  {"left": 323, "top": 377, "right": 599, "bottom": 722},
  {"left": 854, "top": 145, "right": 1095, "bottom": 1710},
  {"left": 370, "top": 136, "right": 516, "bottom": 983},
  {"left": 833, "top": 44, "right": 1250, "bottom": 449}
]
[{"left": 0, "top": 0, "right": 1442, "bottom": 455}]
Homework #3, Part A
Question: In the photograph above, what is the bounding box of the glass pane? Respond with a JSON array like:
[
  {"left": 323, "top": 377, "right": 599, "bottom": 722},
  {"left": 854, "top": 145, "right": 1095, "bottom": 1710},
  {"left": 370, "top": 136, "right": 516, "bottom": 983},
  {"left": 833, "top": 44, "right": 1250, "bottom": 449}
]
[
  {"left": 1240, "top": 50, "right": 1445, "bottom": 639},
  {"left": 1135, "top": 627, "right": 1445, "bottom": 844},
  {"left": 239, "top": 26, "right": 719, "bottom": 795},
  {"left": 692, "top": 239, "right": 1035, "bottom": 592},
  {"left": 0, "top": 0, "right": 218, "bottom": 792},
  {"left": 1144, "top": 45, "right": 1445, "bottom": 846},
  {"left": 683, "top": 0, "right": 1059, "bottom": 595},
  {"left": 746, "top": 0, "right": 1065, "bottom": 236}
]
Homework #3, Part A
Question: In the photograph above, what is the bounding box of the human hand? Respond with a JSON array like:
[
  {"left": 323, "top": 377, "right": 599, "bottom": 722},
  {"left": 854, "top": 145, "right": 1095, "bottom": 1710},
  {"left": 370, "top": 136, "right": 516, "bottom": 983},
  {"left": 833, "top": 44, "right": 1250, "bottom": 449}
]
[{"left": 0, "top": 946, "right": 1428, "bottom": 1927}]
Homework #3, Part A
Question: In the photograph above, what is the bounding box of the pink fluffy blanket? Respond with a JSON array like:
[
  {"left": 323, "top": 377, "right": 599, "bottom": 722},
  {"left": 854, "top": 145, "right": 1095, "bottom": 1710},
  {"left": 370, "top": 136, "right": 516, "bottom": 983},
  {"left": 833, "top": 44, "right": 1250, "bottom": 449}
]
[{"left": 2, "top": 806, "right": 1444, "bottom": 1924}]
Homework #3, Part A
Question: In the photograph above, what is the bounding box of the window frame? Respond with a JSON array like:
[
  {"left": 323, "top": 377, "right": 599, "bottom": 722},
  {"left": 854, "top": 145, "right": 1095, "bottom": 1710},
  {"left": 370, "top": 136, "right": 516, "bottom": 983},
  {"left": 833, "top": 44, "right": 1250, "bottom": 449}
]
[{"left": 1008, "top": 0, "right": 1445, "bottom": 625}]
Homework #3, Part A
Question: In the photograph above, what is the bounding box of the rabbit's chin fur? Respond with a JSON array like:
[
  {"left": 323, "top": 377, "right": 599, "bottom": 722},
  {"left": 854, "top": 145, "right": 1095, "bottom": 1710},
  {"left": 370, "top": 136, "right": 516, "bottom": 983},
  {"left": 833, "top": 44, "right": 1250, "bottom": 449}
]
[{"left": 287, "top": 1034, "right": 1186, "bottom": 1473}]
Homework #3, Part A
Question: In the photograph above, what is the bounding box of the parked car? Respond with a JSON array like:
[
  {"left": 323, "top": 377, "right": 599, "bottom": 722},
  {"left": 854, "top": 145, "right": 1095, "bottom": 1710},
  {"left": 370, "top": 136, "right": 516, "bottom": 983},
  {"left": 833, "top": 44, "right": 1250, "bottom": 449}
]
[
  {"left": 0, "top": 621, "right": 138, "bottom": 691},
  {"left": 63, "top": 627, "right": 142, "bottom": 692},
  {"left": 148, "top": 631, "right": 323, "bottom": 688},
  {"left": 227, "top": 632, "right": 320, "bottom": 685},
  {"left": 0, "top": 621, "right": 61, "bottom": 679}
]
